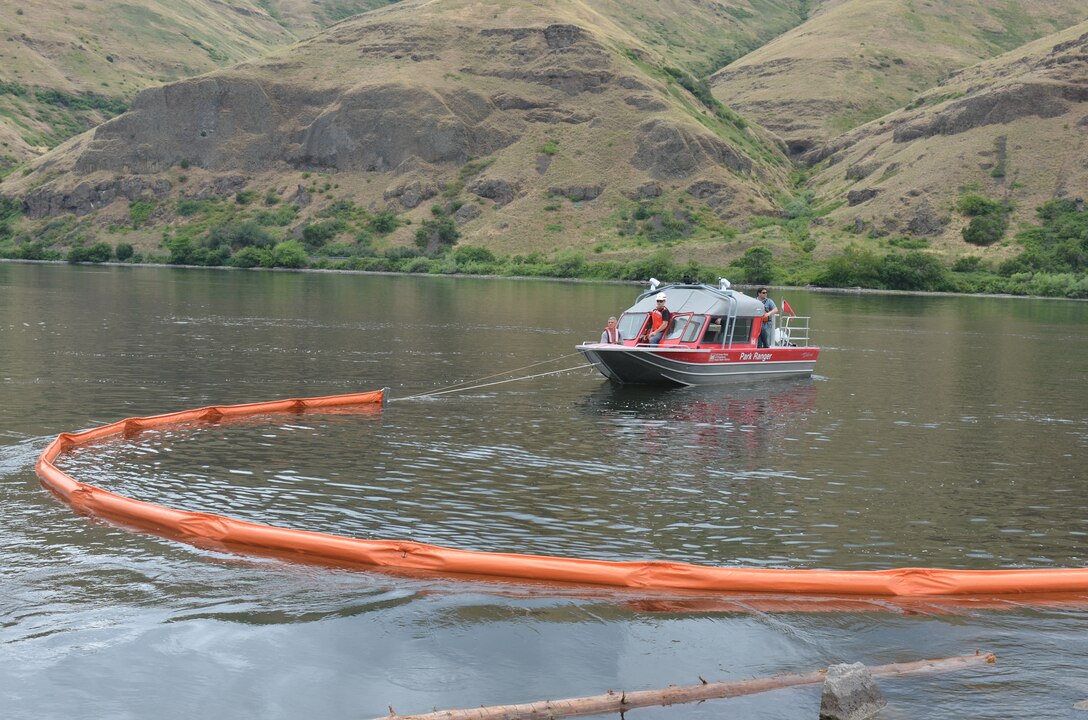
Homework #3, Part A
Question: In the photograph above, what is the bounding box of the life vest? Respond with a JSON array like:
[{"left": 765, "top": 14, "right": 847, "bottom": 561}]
[
  {"left": 650, "top": 307, "right": 671, "bottom": 334},
  {"left": 604, "top": 327, "right": 620, "bottom": 343}
]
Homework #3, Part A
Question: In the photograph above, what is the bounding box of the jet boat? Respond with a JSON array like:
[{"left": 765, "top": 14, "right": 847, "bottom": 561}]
[{"left": 576, "top": 280, "right": 820, "bottom": 386}]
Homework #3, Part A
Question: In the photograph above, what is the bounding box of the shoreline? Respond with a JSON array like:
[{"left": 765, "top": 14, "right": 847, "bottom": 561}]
[{"left": 2, "top": 256, "right": 1082, "bottom": 301}]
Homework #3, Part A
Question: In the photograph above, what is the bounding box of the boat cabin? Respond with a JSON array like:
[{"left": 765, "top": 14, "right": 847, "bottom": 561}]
[{"left": 616, "top": 283, "right": 805, "bottom": 349}]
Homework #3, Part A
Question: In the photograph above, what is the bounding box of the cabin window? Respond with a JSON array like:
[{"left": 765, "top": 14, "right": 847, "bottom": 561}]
[
  {"left": 680, "top": 314, "right": 705, "bottom": 342},
  {"left": 618, "top": 312, "right": 647, "bottom": 341},
  {"left": 703, "top": 317, "right": 754, "bottom": 344},
  {"left": 664, "top": 313, "right": 693, "bottom": 341}
]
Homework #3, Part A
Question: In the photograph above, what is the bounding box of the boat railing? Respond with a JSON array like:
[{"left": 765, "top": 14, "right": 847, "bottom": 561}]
[{"left": 775, "top": 315, "right": 813, "bottom": 347}]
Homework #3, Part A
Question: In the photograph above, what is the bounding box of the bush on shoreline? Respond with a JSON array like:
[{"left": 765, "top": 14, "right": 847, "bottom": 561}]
[{"left": 1, "top": 197, "right": 1085, "bottom": 298}]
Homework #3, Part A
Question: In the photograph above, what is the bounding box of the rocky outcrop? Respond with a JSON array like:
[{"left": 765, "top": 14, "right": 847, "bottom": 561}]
[
  {"left": 70, "top": 77, "right": 519, "bottom": 175},
  {"left": 74, "top": 77, "right": 300, "bottom": 174},
  {"left": 463, "top": 24, "right": 614, "bottom": 94},
  {"left": 686, "top": 179, "right": 737, "bottom": 216},
  {"left": 906, "top": 199, "right": 945, "bottom": 236},
  {"left": 294, "top": 84, "right": 517, "bottom": 171},
  {"left": 453, "top": 203, "right": 482, "bottom": 223},
  {"left": 627, "top": 182, "right": 662, "bottom": 199},
  {"left": 548, "top": 185, "right": 602, "bottom": 201},
  {"left": 893, "top": 82, "right": 1086, "bottom": 142},
  {"left": 524, "top": 108, "right": 593, "bottom": 124},
  {"left": 631, "top": 119, "right": 752, "bottom": 179},
  {"left": 847, "top": 188, "right": 880, "bottom": 206},
  {"left": 470, "top": 177, "right": 519, "bottom": 206},
  {"left": 845, "top": 162, "right": 881, "bottom": 181},
  {"left": 22, "top": 177, "right": 173, "bottom": 219},
  {"left": 624, "top": 95, "right": 667, "bottom": 111},
  {"left": 383, "top": 177, "right": 440, "bottom": 209}
]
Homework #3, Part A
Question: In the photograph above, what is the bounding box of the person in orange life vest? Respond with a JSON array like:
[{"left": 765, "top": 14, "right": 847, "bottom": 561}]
[
  {"left": 647, "top": 292, "right": 672, "bottom": 345},
  {"left": 600, "top": 316, "right": 622, "bottom": 344},
  {"left": 756, "top": 287, "right": 778, "bottom": 348}
]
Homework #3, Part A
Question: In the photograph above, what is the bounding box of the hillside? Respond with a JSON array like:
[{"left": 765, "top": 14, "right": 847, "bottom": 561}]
[
  {"left": 2, "top": 0, "right": 812, "bottom": 259},
  {"left": 710, "top": 0, "right": 1087, "bottom": 155},
  {"left": 0, "top": 0, "right": 1086, "bottom": 296},
  {"left": 808, "top": 20, "right": 1088, "bottom": 257},
  {"left": 0, "top": 0, "right": 392, "bottom": 167}
]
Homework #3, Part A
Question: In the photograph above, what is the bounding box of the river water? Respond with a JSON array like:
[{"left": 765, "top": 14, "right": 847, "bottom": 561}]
[{"left": 2, "top": 263, "right": 1086, "bottom": 719}]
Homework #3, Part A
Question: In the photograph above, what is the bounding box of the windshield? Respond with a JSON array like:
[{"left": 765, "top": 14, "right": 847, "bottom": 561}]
[{"left": 618, "top": 312, "right": 646, "bottom": 342}]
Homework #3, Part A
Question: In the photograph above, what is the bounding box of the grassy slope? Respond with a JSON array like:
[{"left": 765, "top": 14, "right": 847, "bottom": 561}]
[
  {"left": 809, "top": 19, "right": 1088, "bottom": 261},
  {"left": 709, "top": 0, "right": 1087, "bottom": 151},
  {"left": 0, "top": 0, "right": 394, "bottom": 164},
  {"left": 1, "top": 0, "right": 1086, "bottom": 281},
  {"left": 3, "top": 0, "right": 807, "bottom": 262}
]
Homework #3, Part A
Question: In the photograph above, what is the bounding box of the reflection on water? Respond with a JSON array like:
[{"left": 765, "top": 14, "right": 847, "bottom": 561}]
[
  {"left": 3, "top": 265, "right": 1088, "bottom": 720},
  {"left": 580, "top": 380, "right": 819, "bottom": 464}
]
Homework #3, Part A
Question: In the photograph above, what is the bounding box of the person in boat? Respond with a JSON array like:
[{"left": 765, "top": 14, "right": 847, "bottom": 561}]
[
  {"left": 647, "top": 292, "right": 672, "bottom": 345},
  {"left": 600, "top": 316, "right": 622, "bottom": 344},
  {"left": 757, "top": 287, "right": 778, "bottom": 348}
]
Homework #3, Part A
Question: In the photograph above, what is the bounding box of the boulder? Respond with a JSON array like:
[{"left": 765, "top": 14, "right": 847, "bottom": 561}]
[
  {"left": 819, "top": 662, "right": 887, "bottom": 720},
  {"left": 470, "top": 177, "right": 519, "bottom": 206},
  {"left": 847, "top": 188, "right": 879, "bottom": 206},
  {"left": 453, "top": 203, "right": 482, "bottom": 224},
  {"left": 548, "top": 185, "right": 602, "bottom": 201}
]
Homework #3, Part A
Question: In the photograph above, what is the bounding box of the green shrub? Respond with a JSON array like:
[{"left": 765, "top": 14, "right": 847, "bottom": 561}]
[
  {"left": 129, "top": 200, "right": 156, "bottom": 228},
  {"left": 384, "top": 246, "right": 421, "bottom": 260},
  {"left": 301, "top": 219, "right": 346, "bottom": 248},
  {"left": 271, "top": 240, "right": 307, "bottom": 268},
  {"left": 951, "top": 256, "right": 984, "bottom": 273},
  {"left": 370, "top": 210, "right": 399, "bottom": 234},
  {"left": 878, "top": 251, "right": 949, "bottom": 291},
  {"left": 0, "top": 196, "right": 21, "bottom": 222},
  {"left": 231, "top": 246, "right": 272, "bottom": 268},
  {"left": 165, "top": 235, "right": 203, "bottom": 265},
  {"left": 957, "top": 194, "right": 1003, "bottom": 217},
  {"left": 414, "top": 216, "right": 459, "bottom": 253},
  {"left": 551, "top": 250, "right": 586, "bottom": 277},
  {"left": 813, "top": 245, "right": 883, "bottom": 287},
  {"left": 115, "top": 242, "right": 134, "bottom": 261},
  {"left": 254, "top": 205, "right": 298, "bottom": 226},
  {"left": 67, "top": 242, "right": 112, "bottom": 263},
  {"left": 176, "top": 199, "right": 210, "bottom": 216},
  {"left": 731, "top": 246, "right": 774, "bottom": 284},
  {"left": 403, "top": 257, "right": 434, "bottom": 273},
  {"left": 620, "top": 250, "right": 680, "bottom": 282},
  {"left": 235, "top": 190, "right": 257, "bottom": 205},
  {"left": 888, "top": 235, "right": 929, "bottom": 249},
  {"left": 205, "top": 222, "right": 274, "bottom": 250},
  {"left": 453, "top": 245, "right": 497, "bottom": 264},
  {"left": 962, "top": 212, "right": 1008, "bottom": 246},
  {"left": 10, "top": 241, "right": 57, "bottom": 260}
]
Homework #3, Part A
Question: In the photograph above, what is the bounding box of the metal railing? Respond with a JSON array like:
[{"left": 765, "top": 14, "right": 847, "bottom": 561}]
[{"left": 775, "top": 315, "right": 813, "bottom": 347}]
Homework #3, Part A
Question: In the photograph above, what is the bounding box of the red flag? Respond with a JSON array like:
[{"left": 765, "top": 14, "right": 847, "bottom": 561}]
[{"left": 782, "top": 299, "right": 796, "bottom": 316}]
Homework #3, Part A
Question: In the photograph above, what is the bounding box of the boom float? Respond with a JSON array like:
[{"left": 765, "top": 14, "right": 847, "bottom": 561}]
[{"left": 35, "top": 389, "right": 1088, "bottom": 598}]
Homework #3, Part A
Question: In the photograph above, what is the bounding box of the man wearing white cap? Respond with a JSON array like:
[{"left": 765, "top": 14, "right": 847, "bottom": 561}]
[{"left": 647, "top": 292, "right": 672, "bottom": 345}]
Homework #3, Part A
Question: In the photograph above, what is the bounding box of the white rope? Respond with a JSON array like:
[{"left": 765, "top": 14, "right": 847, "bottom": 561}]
[
  {"left": 389, "top": 364, "right": 594, "bottom": 402},
  {"left": 392, "top": 352, "right": 584, "bottom": 401}
]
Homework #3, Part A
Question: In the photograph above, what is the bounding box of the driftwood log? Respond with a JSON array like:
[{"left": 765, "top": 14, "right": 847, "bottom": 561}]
[{"left": 378, "top": 652, "right": 996, "bottom": 720}]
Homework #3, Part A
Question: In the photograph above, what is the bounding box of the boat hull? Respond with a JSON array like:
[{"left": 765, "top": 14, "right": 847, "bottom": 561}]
[{"left": 577, "top": 344, "right": 820, "bottom": 387}]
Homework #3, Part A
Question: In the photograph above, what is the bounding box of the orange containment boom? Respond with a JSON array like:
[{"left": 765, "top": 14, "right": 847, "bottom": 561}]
[{"left": 35, "top": 389, "right": 1088, "bottom": 598}]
